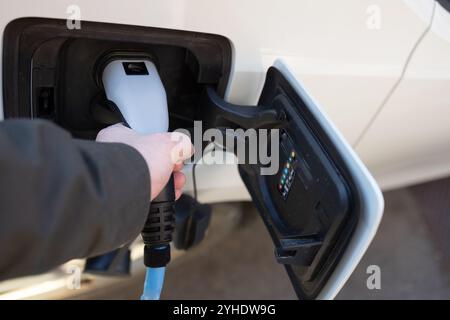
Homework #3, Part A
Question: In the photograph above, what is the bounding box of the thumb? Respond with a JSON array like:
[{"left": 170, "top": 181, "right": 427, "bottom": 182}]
[{"left": 169, "top": 132, "right": 194, "bottom": 164}]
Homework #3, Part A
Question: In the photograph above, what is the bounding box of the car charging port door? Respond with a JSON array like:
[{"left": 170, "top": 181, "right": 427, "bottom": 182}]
[{"left": 200, "top": 60, "right": 383, "bottom": 300}]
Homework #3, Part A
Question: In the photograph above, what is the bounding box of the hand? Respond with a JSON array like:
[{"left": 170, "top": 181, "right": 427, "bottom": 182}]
[{"left": 96, "top": 123, "right": 194, "bottom": 200}]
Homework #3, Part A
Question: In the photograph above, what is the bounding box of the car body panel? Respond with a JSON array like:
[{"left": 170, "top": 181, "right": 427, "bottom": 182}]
[{"left": 357, "top": 1, "right": 450, "bottom": 190}]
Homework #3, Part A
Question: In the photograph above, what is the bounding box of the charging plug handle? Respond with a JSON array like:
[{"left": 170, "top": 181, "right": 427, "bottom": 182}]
[{"left": 141, "top": 175, "right": 176, "bottom": 267}]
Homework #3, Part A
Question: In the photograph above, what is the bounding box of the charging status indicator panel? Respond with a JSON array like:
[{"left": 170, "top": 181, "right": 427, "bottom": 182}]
[
  {"left": 278, "top": 150, "right": 297, "bottom": 200},
  {"left": 270, "top": 127, "right": 322, "bottom": 234}
]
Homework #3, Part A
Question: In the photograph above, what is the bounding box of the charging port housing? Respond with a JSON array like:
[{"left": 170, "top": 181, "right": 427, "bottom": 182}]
[{"left": 2, "top": 18, "right": 232, "bottom": 138}]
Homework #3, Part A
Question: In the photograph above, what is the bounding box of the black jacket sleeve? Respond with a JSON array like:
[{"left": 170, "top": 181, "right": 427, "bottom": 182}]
[{"left": 0, "top": 119, "right": 151, "bottom": 281}]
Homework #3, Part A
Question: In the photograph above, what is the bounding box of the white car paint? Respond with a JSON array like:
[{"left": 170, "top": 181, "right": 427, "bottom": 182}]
[{"left": 357, "top": 1, "right": 450, "bottom": 190}]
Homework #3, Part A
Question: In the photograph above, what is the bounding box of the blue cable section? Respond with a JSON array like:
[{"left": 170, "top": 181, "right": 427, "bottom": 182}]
[{"left": 140, "top": 267, "right": 166, "bottom": 300}]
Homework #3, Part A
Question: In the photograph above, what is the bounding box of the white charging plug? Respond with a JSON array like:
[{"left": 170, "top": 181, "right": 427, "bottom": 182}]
[{"left": 102, "top": 59, "right": 168, "bottom": 134}]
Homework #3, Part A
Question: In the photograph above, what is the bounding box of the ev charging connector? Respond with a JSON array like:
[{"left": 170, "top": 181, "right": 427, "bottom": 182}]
[{"left": 101, "top": 57, "right": 176, "bottom": 299}]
